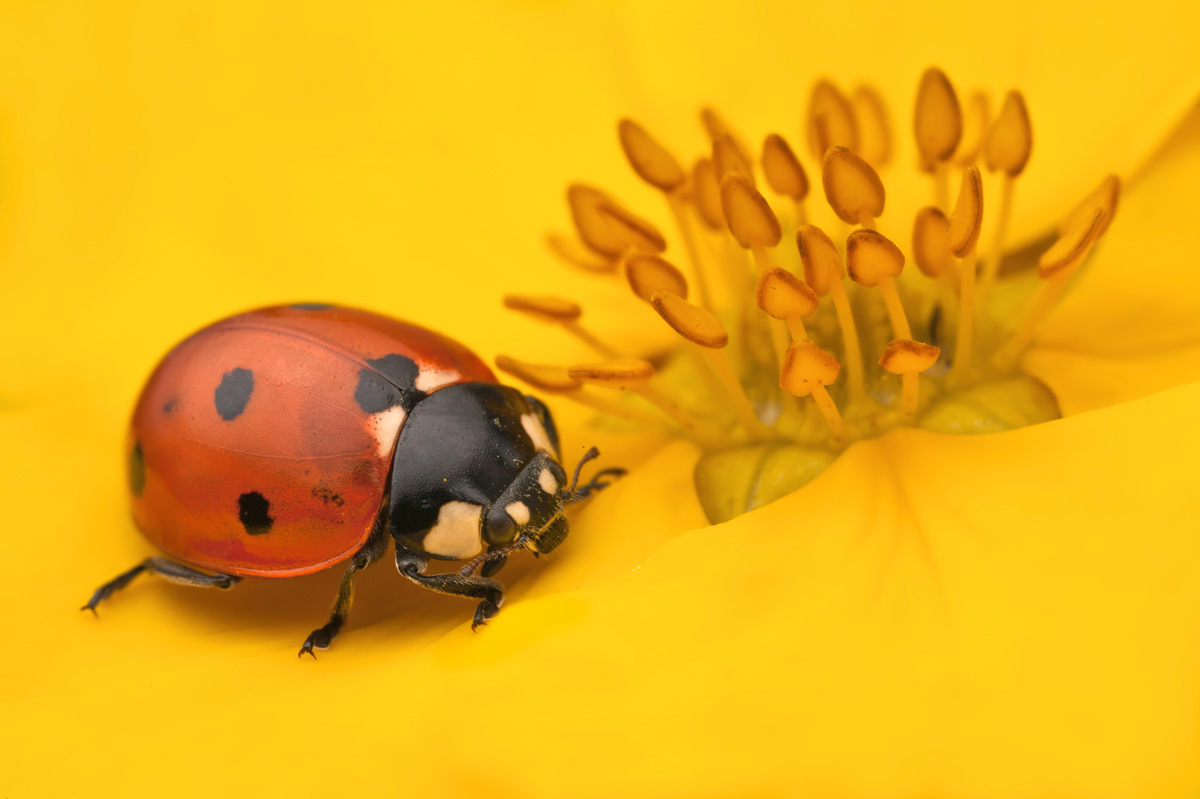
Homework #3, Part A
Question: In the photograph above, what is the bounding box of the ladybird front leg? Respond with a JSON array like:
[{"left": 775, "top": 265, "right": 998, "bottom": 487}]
[
  {"left": 82, "top": 558, "right": 239, "bottom": 615},
  {"left": 395, "top": 546, "right": 505, "bottom": 631}
]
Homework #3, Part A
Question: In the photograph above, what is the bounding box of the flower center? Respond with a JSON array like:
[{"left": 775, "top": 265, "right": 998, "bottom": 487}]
[{"left": 500, "top": 68, "right": 1120, "bottom": 523}]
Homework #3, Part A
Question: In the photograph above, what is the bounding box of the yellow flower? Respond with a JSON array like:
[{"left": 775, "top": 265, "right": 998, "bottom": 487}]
[{"left": 3, "top": 2, "right": 1200, "bottom": 798}]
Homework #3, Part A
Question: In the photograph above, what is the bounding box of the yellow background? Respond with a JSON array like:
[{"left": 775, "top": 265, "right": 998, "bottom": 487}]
[{"left": 4, "top": 1, "right": 1200, "bottom": 797}]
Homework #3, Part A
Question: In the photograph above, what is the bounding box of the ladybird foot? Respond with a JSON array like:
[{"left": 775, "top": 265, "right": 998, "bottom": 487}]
[
  {"left": 298, "top": 627, "right": 334, "bottom": 658},
  {"left": 471, "top": 599, "right": 502, "bottom": 632}
]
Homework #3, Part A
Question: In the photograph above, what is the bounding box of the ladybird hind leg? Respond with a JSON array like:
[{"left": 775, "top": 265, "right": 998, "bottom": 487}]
[
  {"left": 394, "top": 546, "right": 504, "bottom": 631},
  {"left": 298, "top": 502, "right": 391, "bottom": 658},
  {"left": 82, "top": 558, "right": 240, "bottom": 614}
]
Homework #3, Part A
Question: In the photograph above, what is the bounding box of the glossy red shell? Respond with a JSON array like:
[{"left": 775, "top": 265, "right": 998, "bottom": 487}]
[{"left": 128, "top": 305, "right": 495, "bottom": 577}]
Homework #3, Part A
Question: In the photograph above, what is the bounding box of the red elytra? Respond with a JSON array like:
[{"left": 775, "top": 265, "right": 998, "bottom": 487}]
[{"left": 129, "top": 304, "right": 494, "bottom": 577}]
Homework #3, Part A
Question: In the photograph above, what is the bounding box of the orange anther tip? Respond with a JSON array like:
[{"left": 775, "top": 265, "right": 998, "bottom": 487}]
[
  {"left": 807, "top": 80, "right": 859, "bottom": 162},
  {"left": 713, "top": 134, "right": 755, "bottom": 186},
  {"left": 911, "top": 207, "right": 954, "bottom": 279},
  {"left": 948, "top": 165, "right": 984, "bottom": 256},
  {"left": 566, "top": 184, "right": 626, "bottom": 257},
  {"left": 719, "top": 173, "right": 781, "bottom": 249},
  {"left": 953, "top": 91, "right": 990, "bottom": 166},
  {"left": 624, "top": 253, "right": 688, "bottom": 303},
  {"left": 821, "top": 146, "right": 886, "bottom": 225},
  {"left": 845, "top": 229, "right": 904, "bottom": 287},
  {"left": 796, "top": 224, "right": 843, "bottom": 297},
  {"left": 495, "top": 356, "right": 582, "bottom": 393},
  {"left": 913, "top": 67, "right": 963, "bottom": 163},
  {"left": 780, "top": 340, "right": 841, "bottom": 396},
  {"left": 878, "top": 339, "right": 940, "bottom": 374},
  {"left": 502, "top": 294, "right": 583, "bottom": 323},
  {"left": 650, "top": 290, "right": 729, "bottom": 348},
  {"left": 851, "top": 85, "right": 892, "bottom": 169},
  {"left": 1062, "top": 174, "right": 1120, "bottom": 241},
  {"left": 596, "top": 201, "right": 667, "bottom": 254},
  {"left": 700, "top": 106, "right": 752, "bottom": 164},
  {"left": 1038, "top": 208, "right": 1104, "bottom": 278},
  {"left": 755, "top": 267, "right": 818, "bottom": 321},
  {"left": 567, "top": 359, "right": 655, "bottom": 390},
  {"left": 761, "top": 134, "right": 808, "bottom": 200},
  {"left": 985, "top": 91, "right": 1033, "bottom": 177},
  {"left": 618, "top": 118, "right": 687, "bottom": 192},
  {"left": 691, "top": 158, "right": 726, "bottom": 230},
  {"left": 545, "top": 232, "right": 617, "bottom": 274}
]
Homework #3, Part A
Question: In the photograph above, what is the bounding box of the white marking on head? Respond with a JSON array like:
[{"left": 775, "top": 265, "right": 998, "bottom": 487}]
[
  {"left": 505, "top": 501, "right": 531, "bottom": 527},
  {"left": 521, "top": 413, "right": 555, "bottom": 454},
  {"left": 538, "top": 467, "right": 559, "bottom": 495},
  {"left": 367, "top": 406, "right": 407, "bottom": 457},
  {"left": 415, "top": 367, "right": 460, "bottom": 393},
  {"left": 423, "top": 501, "right": 484, "bottom": 559}
]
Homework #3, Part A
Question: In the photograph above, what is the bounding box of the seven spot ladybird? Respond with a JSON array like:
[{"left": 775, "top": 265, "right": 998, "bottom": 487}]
[{"left": 83, "top": 304, "right": 623, "bottom": 656}]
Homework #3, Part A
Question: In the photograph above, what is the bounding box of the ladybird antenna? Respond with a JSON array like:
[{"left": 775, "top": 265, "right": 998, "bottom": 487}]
[
  {"left": 459, "top": 536, "right": 531, "bottom": 577},
  {"left": 567, "top": 447, "right": 601, "bottom": 494}
]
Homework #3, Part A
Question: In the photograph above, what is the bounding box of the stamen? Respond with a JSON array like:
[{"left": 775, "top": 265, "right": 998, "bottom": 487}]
[
  {"left": 953, "top": 91, "right": 990, "bottom": 166},
  {"left": 567, "top": 184, "right": 665, "bottom": 257},
  {"left": 979, "top": 91, "right": 1033, "bottom": 298},
  {"left": 850, "top": 85, "right": 892, "bottom": 169},
  {"left": 617, "top": 118, "right": 687, "bottom": 192},
  {"left": 650, "top": 290, "right": 771, "bottom": 437},
  {"left": 911, "top": 207, "right": 954, "bottom": 279},
  {"left": 713, "top": 135, "right": 755, "bottom": 185},
  {"left": 503, "top": 294, "right": 620, "bottom": 358},
  {"left": 948, "top": 166, "right": 983, "bottom": 377},
  {"left": 996, "top": 175, "right": 1120, "bottom": 366},
  {"left": 879, "top": 339, "right": 940, "bottom": 421},
  {"left": 821, "top": 146, "right": 886, "bottom": 226},
  {"left": 755, "top": 267, "right": 818, "bottom": 342},
  {"left": 806, "top": 80, "right": 858, "bottom": 161},
  {"left": 845, "top": 229, "right": 911, "bottom": 340},
  {"left": 495, "top": 354, "right": 662, "bottom": 424},
  {"left": 913, "top": 67, "right": 962, "bottom": 211},
  {"left": 567, "top": 358, "right": 713, "bottom": 440},
  {"left": 761, "top": 134, "right": 809, "bottom": 224},
  {"left": 700, "top": 106, "right": 753, "bottom": 168},
  {"left": 624, "top": 253, "right": 689, "bottom": 302},
  {"left": 797, "top": 224, "right": 866, "bottom": 404},
  {"left": 546, "top": 232, "right": 617, "bottom": 274},
  {"left": 720, "top": 173, "right": 782, "bottom": 254},
  {"left": 691, "top": 158, "right": 726, "bottom": 230},
  {"left": 779, "top": 340, "right": 845, "bottom": 441}
]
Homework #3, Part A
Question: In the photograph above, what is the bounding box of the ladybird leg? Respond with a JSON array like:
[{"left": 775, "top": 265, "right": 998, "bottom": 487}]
[
  {"left": 395, "top": 546, "right": 505, "bottom": 631},
  {"left": 299, "top": 507, "right": 391, "bottom": 659},
  {"left": 82, "top": 558, "right": 239, "bottom": 615},
  {"left": 565, "top": 467, "right": 627, "bottom": 504}
]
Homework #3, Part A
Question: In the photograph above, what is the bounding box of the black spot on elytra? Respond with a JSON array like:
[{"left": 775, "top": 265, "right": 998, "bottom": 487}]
[
  {"left": 291, "top": 303, "right": 334, "bottom": 311},
  {"left": 214, "top": 368, "right": 254, "bottom": 421},
  {"left": 312, "top": 486, "right": 345, "bottom": 507},
  {"left": 354, "top": 353, "right": 424, "bottom": 414},
  {"left": 162, "top": 398, "right": 176, "bottom": 414},
  {"left": 129, "top": 442, "right": 145, "bottom": 496},
  {"left": 238, "top": 492, "right": 274, "bottom": 535}
]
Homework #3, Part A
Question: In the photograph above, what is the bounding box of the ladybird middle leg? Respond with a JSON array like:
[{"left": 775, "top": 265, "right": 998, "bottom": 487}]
[
  {"left": 82, "top": 558, "right": 240, "bottom": 614},
  {"left": 394, "top": 546, "right": 505, "bottom": 631},
  {"left": 298, "top": 501, "right": 391, "bottom": 658}
]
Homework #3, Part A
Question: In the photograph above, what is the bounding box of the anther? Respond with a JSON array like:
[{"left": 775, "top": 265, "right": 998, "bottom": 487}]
[
  {"left": 762, "top": 133, "right": 809, "bottom": 226},
  {"left": 625, "top": 253, "right": 688, "bottom": 302},
  {"left": 503, "top": 294, "right": 620, "bottom": 358},
  {"left": 911, "top": 207, "right": 954, "bottom": 279},
  {"left": 691, "top": 158, "right": 726, "bottom": 230},
  {"left": 568, "top": 358, "right": 712, "bottom": 441},
  {"left": 948, "top": 166, "right": 983, "bottom": 378},
  {"left": 618, "top": 118, "right": 687, "bottom": 192},
  {"left": 496, "top": 355, "right": 662, "bottom": 425},
  {"left": 567, "top": 184, "right": 665, "bottom": 257},
  {"left": 914, "top": 67, "right": 962, "bottom": 211},
  {"left": 797, "top": 224, "right": 866, "bottom": 403},
  {"left": 821, "top": 146, "right": 885, "bottom": 226},
  {"left": 596, "top": 201, "right": 667, "bottom": 253},
  {"left": 846, "top": 229, "right": 912, "bottom": 340},
  {"left": 1062, "top": 174, "right": 1120, "bottom": 241},
  {"left": 879, "top": 339, "right": 940, "bottom": 421},
  {"left": 546, "top": 232, "right": 617, "bottom": 274},
  {"left": 953, "top": 92, "right": 990, "bottom": 166},
  {"left": 779, "top": 340, "right": 845, "bottom": 441},
  {"left": 979, "top": 91, "right": 1032, "bottom": 297},
  {"left": 713, "top": 134, "right": 755, "bottom": 185},
  {"left": 720, "top": 173, "right": 781, "bottom": 251},
  {"left": 806, "top": 80, "right": 858, "bottom": 161},
  {"left": 756, "top": 268, "right": 818, "bottom": 342},
  {"left": 650, "top": 291, "right": 771, "bottom": 438},
  {"left": 700, "top": 106, "right": 753, "bottom": 168},
  {"left": 850, "top": 85, "right": 891, "bottom": 169}
]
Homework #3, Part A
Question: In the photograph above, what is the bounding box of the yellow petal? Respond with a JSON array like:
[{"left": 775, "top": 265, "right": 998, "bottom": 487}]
[{"left": 1023, "top": 104, "right": 1200, "bottom": 414}]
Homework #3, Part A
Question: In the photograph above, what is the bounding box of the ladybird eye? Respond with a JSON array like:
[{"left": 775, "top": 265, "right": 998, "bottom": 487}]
[{"left": 484, "top": 506, "right": 519, "bottom": 546}]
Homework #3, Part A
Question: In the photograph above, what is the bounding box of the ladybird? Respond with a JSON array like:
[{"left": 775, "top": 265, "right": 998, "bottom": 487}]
[{"left": 83, "top": 304, "right": 623, "bottom": 656}]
